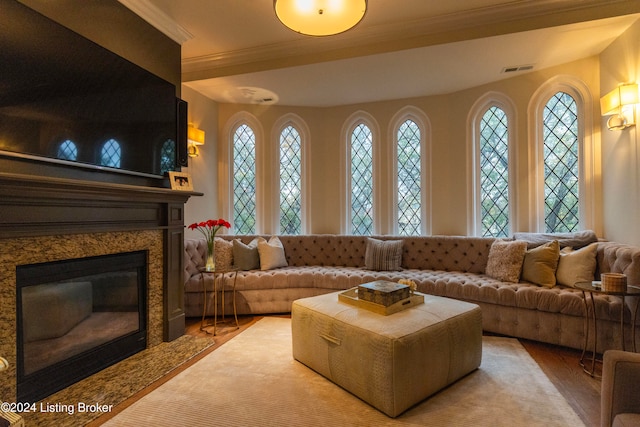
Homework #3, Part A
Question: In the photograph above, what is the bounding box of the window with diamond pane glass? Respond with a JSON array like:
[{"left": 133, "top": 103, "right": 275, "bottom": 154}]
[
  {"left": 479, "top": 106, "right": 510, "bottom": 237},
  {"left": 57, "top": 139, "right": 77, "bottom": 161},
  {"left": 280, "top": 125, "right": 302, "bottom": 234},
  {"left": 397, "top": 119, "right": 421, "bottom": 235},
  {"left": 350, "top": 123, "right": 374, "bottom": 235},
  {"left": 100, "top": 138, "right": 121, "bottom": 168},
  {"left": 543, "top": 92, "right": 579, "bottom": 233},
  {"left": 233, "top": 124, "right": 256, "bottom": 234},
  {"left": 160, "top": 139, "right": 176, "bottom": 175}
]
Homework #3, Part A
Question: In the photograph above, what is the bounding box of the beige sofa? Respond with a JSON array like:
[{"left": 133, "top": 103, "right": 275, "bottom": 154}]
[{"left": 183, "top": 234, "right": 640, "bottom": 352}]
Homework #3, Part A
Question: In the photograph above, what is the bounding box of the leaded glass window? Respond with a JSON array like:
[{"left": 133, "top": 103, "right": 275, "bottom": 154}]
[
  {"left": 57, "top": 139, "right": 77, "bottom": 161},
  {"left": 397, "top": 119, "right": 421, "bottom": 235},
  {"left": 100, "top": 138, "right": 121, "bottom": 168},
  {"left": 233, "top": 124, "right": 256, "bottom": 234},
  {"left": 160, "top": 139, "right": 176, "bottom": 174},
  {"left": 279, "top": 125, "right": 302, "bottom": 234},
  {"left": 351, "top": 123, "right": 373, "bottom": 235},
  {"left": 479, "top": 106, "right": 510, "bottom": 237},
  {"left": 543, "top": 92, "right": 579, "bottom": 233}
]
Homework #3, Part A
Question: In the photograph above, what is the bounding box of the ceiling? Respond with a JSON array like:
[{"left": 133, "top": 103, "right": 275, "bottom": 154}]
[{"left": 120, "top": 0, "right": 640, "bottom": 107}]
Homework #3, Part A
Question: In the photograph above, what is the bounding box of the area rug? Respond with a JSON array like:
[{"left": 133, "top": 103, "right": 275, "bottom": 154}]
[{"left": 101, "top": 317, "right": 585, "bottom": 426}]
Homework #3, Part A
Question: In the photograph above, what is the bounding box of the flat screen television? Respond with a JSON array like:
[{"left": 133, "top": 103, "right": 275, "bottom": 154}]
[{"left": 0, "top": 1, "right": 186, "bottom": 178}]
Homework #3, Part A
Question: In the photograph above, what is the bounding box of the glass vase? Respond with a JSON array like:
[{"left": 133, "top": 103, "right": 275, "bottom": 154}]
[{"left": 205, "top": 239, "right": 215, "bottom": 272}]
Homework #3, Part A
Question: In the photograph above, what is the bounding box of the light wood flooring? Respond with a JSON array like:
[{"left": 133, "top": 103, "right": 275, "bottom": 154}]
[{"left": 186, "top": 315, "right": 602, "bottom": 427}]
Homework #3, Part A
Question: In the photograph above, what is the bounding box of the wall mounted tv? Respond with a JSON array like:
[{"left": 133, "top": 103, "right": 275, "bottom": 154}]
[{"left": 0, "top": 1, "right": 187, "bottom": 178}]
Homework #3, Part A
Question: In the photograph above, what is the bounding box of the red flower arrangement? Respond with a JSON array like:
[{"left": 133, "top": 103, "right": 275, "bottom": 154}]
[{"left": 188, "top": 219, "right": 231, "bottom": 271}]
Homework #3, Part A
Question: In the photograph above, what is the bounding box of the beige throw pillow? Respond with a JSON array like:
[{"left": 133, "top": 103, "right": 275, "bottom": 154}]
[
  {"left": 521, "top": 240, "right": 560, "bottom": 288},
  {"left": 214, "top": 237, "right": 233, "bottom": 270},
  {"left": 364, "top": 238, "right": 403, "bottom": 271},
  {"left": 556, "top": 243, "right": 597, "bottom": 287},
  {"left": 257, "top": 236, "right": 288, "bottom": 270},
  {"left": 486, "top": 240, "right": 527, "bottom": 283}
]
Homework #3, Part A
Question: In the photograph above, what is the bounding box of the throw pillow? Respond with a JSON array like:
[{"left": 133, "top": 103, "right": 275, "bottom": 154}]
[
  {"left": 257, "top": 236, "right": 288, "bottom": 270},
  {"left": 233, "top": 238, "right": 260, "bottom": 270},
  {"left": 214, "top": 237, "right": 233, "bottom": 270},
  {"left": 556, "top": 243, "right": 597, "bottom": 287},
  {"left": 364, "top": 238, "right": 403, "bottom": 271},
  {"left": 521, "top": 240, "right": 560, "bottom": 288},
  {"left": 486, "top": 240, "right": 528, "bottom": 283}
]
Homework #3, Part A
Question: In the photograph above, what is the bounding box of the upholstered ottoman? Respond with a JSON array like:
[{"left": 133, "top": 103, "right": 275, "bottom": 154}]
[{"left": 291, "top": 291, "right": 482, "bottom": 417}]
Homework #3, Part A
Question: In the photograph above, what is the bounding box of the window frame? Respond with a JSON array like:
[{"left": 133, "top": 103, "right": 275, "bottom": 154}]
[
  {"left": 341, "top": 111, "right": 380, "bottom": 235},
  {"left": 528, "top": 76, "right": 596, "bottom": 232},
  {"left": 468, "top": 92, "right": 517, "bottom": 237},
  {"left": 390, "top": 106, "right": 431, "bottom": 235},
  {"left": 272, "top": 114, "right": 311, "bottom": 235}
]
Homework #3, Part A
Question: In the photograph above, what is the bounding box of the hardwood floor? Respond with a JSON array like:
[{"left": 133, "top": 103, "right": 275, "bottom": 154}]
[{"left": 186, "top": 316, "right": 602, "bottom": 426}]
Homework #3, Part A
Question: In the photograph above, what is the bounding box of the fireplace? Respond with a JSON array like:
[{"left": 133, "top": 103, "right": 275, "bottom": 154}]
[{"left": 16, "top": 251, "right": 148, "bottom": 402}]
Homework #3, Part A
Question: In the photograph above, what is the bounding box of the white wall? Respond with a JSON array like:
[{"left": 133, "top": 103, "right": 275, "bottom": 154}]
[
  {"left": 181, "top": 85, "right": 219, "bottom": 240},
  {"left": 599, "top": 19, "right": 640, "bottom": 245}
]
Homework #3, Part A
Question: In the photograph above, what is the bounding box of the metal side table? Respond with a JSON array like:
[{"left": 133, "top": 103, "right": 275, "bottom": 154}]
[
  {"left": 576, "top": 281, "right": 640, "bottom": 377},
  {"left": 199, "top": 267, "right": 239, "bottom": 336}
]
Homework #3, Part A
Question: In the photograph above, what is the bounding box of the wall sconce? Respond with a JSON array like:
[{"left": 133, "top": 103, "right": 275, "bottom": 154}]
[
  {"left": 187, "top": 124, "right": 205, "bottom": 157},
  {"left": 274, "top": 0, "right": 367, "bottom": 36},
  {"left": 600, "top": 83, "right": 639, "bottom": 131}
]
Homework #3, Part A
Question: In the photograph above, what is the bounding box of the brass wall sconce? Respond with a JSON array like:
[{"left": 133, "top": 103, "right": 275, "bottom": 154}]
[
  {"left": 600, "top": 83, "right": 639, "bottom": 131},
  {"left": 187, "top": 124, "right": 205, "bottom": 157}
]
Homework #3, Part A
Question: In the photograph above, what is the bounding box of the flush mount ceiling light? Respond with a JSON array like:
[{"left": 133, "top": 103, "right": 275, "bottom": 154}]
[{"left": 274, "top": 0, "right": 367, "bottom": 36}]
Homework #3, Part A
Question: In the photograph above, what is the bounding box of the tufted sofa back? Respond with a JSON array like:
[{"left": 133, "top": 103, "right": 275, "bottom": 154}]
[
  {"left": 597, "top": 242, "right": 640, "bottom": 285},
  {"left": 208, "top": 234, "right": 496, "bottom": 272}
]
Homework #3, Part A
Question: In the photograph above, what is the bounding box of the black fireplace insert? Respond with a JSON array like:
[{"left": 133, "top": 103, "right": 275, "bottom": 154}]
[{"left": 16, "top": 251, "right": 147, "bottom": 402}]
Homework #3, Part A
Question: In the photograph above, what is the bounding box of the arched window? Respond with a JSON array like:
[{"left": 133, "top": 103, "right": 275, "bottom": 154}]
[
  {"left": 279, "top": 125, "right": 302, "bottom": 234},
  {"left": 529, "top": 76, "right": 594, "bottom": 233},
  {"left": 479, "top": 106, "right": 510, "bottom": 237},
  {"left": 100, "top": 138, "right": 121, "bottom": 168},
  {"left": 57, "top": 139, "right": 77, "bottom": 161},
  {"left": 233, "top": 124, "right": 257, "bottom": 234},
  {"left": 350, "top": 122, "right": 374, "bottom": 235},
  {"left": 543, "top": 92, "right": 579, "bottom": 232},
  {"left": 160, "top": 139, "right": 176, "bottom": 175},
  {"left": 396, "top": 119, "right": 422, "bottom": 235}
]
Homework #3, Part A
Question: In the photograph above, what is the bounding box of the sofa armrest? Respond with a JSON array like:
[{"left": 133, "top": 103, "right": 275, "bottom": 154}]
[{"left": 602, "top": 350, "right": 640, "bottom": 427}]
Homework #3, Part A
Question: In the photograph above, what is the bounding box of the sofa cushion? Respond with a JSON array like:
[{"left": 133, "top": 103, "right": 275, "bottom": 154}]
[
  {"left": 233, "top": 238, "right": 260, "bottom": 270},
  {"left": 364, "top": 237, "right": 403, "bottom": 271},
  {"left": 521, "top": 240, "right": 560, "bottom": 288},
  {"left": 486, "top": 240, "right": 527, "bottom": 283},
  {"left": 556, "top": 243, "right": 597, "bottom": 287},
  {"left": 257, "top": 236, "right": 288, "bottom": 270},
  {"left": 215, "top": 237, "right": 234, "bottom": 270}
]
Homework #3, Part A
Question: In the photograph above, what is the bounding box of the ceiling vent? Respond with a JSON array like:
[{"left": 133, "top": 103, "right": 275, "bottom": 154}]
[{"left": 502, "top": 64, "right": 535, "bottom": 74}]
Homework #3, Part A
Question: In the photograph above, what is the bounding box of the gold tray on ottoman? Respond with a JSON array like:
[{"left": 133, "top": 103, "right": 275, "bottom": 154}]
[{"left": 338, "top": 287, "right": 424, "bottom": 315}]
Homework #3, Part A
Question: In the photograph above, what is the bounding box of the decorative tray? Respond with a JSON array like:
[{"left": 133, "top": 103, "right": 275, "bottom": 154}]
[{"left": 338, "top": 287, "right": 424, "bottom": 315}]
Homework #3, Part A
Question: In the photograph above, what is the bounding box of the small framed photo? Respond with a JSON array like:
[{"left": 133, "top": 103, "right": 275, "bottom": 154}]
[{"left": 168, "top": 171, "right": 194, "bottom": 191}]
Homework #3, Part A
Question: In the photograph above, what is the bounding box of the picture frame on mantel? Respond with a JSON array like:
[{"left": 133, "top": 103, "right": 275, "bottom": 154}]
[{"left": 169, "top": 171, "right": 194, "bottom": 191}]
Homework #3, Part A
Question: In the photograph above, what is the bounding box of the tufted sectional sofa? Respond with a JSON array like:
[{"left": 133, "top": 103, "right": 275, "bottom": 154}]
[{"left": 183, "top": 234, "right": 640, "bottom": 352}]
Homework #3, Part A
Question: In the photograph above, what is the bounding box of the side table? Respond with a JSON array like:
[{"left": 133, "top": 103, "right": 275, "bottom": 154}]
[
  {"left": 199, "top": 267, "right": 239, "bottom": 336},
  {"left": 575, "top": 281, "right": 640, "bottom": 377}
]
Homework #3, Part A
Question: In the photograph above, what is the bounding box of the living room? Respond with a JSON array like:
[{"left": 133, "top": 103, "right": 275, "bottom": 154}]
[{"left": 1, "top": 1, "right": 640, "bottom": 426}]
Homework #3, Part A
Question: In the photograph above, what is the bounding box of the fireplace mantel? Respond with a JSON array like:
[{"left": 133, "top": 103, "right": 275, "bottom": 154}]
[{"left": 0, "top": 172, "right": 201, "bottom": 341}]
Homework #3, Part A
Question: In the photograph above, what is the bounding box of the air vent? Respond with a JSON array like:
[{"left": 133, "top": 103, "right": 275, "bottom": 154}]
[{"left": 502, "top": 64, "right": 535, "bottom": 73}]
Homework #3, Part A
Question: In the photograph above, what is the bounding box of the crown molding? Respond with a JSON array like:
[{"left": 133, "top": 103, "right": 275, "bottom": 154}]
[
  {"left": 118, "top": 0, "right": 193, "bottom": 45},
  {"left": 181, "top": 0, "right": 640, "bottom": 81}
]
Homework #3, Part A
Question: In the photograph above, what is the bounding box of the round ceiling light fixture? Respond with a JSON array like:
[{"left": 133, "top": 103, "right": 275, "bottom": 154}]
[{"left": 274, "top": 0, "right": 367, "bottom": 36}]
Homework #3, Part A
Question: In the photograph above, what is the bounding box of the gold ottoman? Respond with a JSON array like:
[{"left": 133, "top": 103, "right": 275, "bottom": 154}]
[{"left": 291, "top": 291, "right": 482, "bottom": 417}]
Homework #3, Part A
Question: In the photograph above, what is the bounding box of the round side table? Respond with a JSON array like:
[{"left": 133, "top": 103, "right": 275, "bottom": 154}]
[
  {"left": 575, "top": 281, "right": 640, "bottom": 377},
  {"left": 199, "top": 267, "right": 239, "bottom": 336}
]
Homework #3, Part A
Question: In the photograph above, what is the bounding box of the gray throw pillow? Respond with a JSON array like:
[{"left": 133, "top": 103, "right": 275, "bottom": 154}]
[
  {"left": 364, "top": 238, "right": 403, "bottom": 271},
  {"left": 233, "top": 238, "right": 260, "bottom": 270}
]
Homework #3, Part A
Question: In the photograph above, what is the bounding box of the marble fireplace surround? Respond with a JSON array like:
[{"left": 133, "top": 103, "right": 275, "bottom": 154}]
[
  {"left": 0, "top": 231, "right": 164, "bottom": 401},
  {"left": 0, "top": 171, "right": 196, "bottom": 401}
]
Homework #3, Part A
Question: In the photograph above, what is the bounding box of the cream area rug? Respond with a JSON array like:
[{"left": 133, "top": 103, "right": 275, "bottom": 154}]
[{"left": 103, "top": 317, "right": 585, "bottom": 427}]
